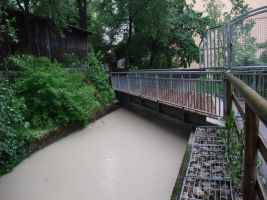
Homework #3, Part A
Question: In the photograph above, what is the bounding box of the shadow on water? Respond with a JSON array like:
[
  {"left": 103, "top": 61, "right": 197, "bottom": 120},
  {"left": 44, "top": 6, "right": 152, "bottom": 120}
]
[{"left": 121, "top": 102, "right": 192, "bottom": 139}]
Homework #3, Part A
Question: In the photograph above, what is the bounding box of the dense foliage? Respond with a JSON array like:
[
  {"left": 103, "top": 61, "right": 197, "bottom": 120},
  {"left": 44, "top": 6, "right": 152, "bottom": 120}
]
[
  {"left": 224, "top": 112, "right": 244, "bottom": 181},
  {"left": 83, "top": 51, "right": 115, "bottom": 108},
  {"left": 6, "top": 55, "right": 101, "bottom": 128},
  {"left": 0, "top": 80, "right": 29, "bottom": 174}
]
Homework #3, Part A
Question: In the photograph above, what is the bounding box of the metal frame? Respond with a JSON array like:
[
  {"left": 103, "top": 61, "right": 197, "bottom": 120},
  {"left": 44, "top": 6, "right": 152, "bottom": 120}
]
[{"left": 199, "top": 6, "right": 267, "bottom": 69}]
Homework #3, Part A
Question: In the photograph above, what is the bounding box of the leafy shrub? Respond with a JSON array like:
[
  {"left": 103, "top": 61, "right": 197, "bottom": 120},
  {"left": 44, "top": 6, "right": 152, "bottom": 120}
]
[
  {"left": 0, "top": 79, "right": 28, "bottom": 174},
  {"left": 83, "top": 51, "right": 115, "bottom": 108},
  {"left": 10, "top": 55, "right": 100, "bottom": 128},
  {"left": 224, "top": 112, "right": 244, "bottom": 182}
]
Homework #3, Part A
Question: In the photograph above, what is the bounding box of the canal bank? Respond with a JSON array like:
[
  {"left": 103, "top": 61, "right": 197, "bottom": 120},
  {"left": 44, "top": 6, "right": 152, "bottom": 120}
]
[{"left": 0, "top": 103, "right": 192, "bottom": 200}]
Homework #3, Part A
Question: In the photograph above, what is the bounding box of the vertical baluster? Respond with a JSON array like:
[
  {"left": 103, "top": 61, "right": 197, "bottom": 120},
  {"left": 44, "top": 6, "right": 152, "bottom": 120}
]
[
  {"left": 127, "top": 74, "right": 129, "bottom": 92},
  {"left": 118, "top": 74, "right": 120, "bottom": 90},
  {"left": 156, "top": 75, "right": 159, "bottom": 101},
  {"left": 182, "top": 76, "right": 184, "bottom": 107},
  {"left": 210, "top": 30, "right": 213, "bottom": 67},
  {"left": 139, "top": 74, "right": 142, "bottom": 95},
  {"left": 214, "top": 29, "right": 216, "bottom": 67}
]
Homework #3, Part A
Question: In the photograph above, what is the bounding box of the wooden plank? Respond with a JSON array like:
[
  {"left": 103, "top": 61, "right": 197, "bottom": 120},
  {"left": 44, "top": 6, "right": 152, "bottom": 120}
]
[
  {"left": 232, "top": 94, "right": 245, "bottom": 119},
  {"left": 243, "top": 103, "right": 259, "bottom": 200},
  {"left": 256, "top": 174, "right": 267, "bottom": 200},
  {"left": 259, "top": 134, "right": 267, "bottom": 165}
]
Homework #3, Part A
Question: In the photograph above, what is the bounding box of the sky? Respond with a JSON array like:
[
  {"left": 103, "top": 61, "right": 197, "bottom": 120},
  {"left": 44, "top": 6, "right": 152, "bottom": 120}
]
[{"left": 189, "top": 0, "right": 266, "bottom": 13}]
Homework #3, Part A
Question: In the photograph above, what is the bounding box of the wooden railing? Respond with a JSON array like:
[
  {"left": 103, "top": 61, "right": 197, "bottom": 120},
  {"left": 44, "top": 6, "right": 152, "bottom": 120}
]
[{"left": 225, "top": 71, "right": 267, "bottom": 200}]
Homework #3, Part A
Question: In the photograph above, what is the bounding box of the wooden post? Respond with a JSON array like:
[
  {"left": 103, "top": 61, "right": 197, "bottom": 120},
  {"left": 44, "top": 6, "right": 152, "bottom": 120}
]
[
  {"left": 225, "top": 78, "right": 232, "bottom": 117},
  {"left": 243, "top": 103, "right": 259, "bottom": 200}
]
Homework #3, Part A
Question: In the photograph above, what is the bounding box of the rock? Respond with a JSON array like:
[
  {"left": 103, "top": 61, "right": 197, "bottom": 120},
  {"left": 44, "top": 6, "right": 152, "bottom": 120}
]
[
  {"left": 202, "top": 181, "right": 211, "bottom": 189},
  {"left": 208, "top": 160, "right": 217, "bottom": 165},
  {"left": 182, "top": 192, "right": 189, "bottom": 199},
  {"left": 193, "top": 187, "right": 205, "bottom": 198},
  {"left": 202, "top": 146, "right": 210, "bottom": 151},
  {"left": 192, "top": 163, "right": 201, "bottom": 169},
  {"left": 212, "top": 166, "right": 223, "bottom": 173},
  {"left": 221, "top": 184, "right": 229, "bottom": 190},
  {"left": 221, "top": 190, "right": 231, "bottom": 199},
  {"left": 200, "top": 172, "right": 209, "bottom": 177}
]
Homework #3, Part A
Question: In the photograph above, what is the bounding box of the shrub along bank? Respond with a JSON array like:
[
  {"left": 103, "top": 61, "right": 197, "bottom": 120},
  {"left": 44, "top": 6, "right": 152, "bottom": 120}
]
[{"left": 0, "top": 54, "right": 115, "bottom": 175}]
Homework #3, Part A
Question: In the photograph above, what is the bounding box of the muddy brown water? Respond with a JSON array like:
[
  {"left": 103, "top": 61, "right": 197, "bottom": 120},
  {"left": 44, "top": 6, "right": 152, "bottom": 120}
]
[{"left": 0, "top": 104, "right": 191, "bottom": 200}]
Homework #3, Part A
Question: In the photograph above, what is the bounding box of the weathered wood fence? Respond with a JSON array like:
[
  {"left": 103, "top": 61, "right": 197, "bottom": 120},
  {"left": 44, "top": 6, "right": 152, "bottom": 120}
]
[{"left": 0, "top": 10, "right": 90, "bottom": 62}]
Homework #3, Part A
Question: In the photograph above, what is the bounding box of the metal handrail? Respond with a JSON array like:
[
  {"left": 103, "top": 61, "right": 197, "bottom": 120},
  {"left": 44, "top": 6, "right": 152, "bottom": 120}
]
[
  {"left": 225, "top": 71, "right": 267, "bottom": 126},
  {"left": 111, "top": 70, "right": 224, "bottom": 75}
]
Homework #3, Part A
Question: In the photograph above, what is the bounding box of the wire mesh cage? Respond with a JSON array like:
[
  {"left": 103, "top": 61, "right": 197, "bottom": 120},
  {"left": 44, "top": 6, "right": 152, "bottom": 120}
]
[{"left": 179, "top": 177, "right": 233, "bottom": 200}]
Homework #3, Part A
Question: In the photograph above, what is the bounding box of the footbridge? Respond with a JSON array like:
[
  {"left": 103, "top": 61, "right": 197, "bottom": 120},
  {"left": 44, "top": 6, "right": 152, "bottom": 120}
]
[
  {"left": 111, "top": 70, "right": 224, "bottom": 122},
  {"left": 111, "top": 6, "right": 267, "bottom": 200}
]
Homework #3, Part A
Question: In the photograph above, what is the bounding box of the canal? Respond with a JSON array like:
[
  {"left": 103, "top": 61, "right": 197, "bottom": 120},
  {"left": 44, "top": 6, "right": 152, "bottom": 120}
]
[{"left": 0, "top": 104, "right": 191, "bottom": 200}]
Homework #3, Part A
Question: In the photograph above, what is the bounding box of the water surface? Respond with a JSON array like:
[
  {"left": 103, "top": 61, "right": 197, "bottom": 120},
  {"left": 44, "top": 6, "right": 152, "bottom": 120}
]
[{"left": 0, "top": 104, "right": 191, "bottom": 200}]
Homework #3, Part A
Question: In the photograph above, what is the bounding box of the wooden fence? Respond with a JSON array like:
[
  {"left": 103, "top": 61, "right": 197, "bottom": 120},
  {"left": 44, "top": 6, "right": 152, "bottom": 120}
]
[
  {"left": 0, "top": 10, "right": 90, "bottom": 62},
  {"left": 225, "top": 71, "right": 267, "bottom": 200}
]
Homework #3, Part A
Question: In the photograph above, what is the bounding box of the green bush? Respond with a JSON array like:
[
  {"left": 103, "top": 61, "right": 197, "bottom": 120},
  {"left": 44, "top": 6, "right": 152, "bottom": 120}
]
[
  {"left": 83, "top": 51, "right": 115, "bottom": 108},
  {"left": 0, "top": 79, "right": 28, "bottom": 174},
  {"left": 10, "top": 55, "right": 100, "bottom": 128}
]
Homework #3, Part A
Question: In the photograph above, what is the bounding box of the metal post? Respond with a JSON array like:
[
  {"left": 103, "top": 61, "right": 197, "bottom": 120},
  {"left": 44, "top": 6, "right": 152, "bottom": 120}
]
[
  {"left": 170, "top": 74, "right": 173, "bottom": 90},
  {"left": 156, "top": 75, "right": 159, "bottom": 100},
  {"left": 218, "top": 28, "right": 221, "bottom": 67},
  {"left": 213, "top": 29, "right": 216, "bottom": 67},
  {"left": 228, "top": 23, "right": 233, "bottom": 68},
  {"left": 199, "top": 41, "right": 202, "bottom": 68},
  {"left": 139, "top": 74, "right": 142, "bottom": 95},
  {"left": 182, "top": 76, "right": 184, "bottom": 107},
  {"left": 209, "top": 31, "right": 212, "bottom": 67},
  {"left": 243, "top": 103, "right": 259, "bottom": 200},
  {"left": 252, "top": 71, "right": 256, "bottom": 90},
  {"left": 118, "top": 74, "right": 120, "bottom": 90},
  {"left": 127, "top": 74, "right": 130, "bottom": 92}
]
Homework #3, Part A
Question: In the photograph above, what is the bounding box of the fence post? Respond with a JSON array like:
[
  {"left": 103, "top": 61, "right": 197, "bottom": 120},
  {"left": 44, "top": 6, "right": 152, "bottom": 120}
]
[
  {"left": 243, "top": 103, "right": 259, "bottom": 200},
  {"left": 156, "top": 75, "right": 159, "bottom": 100},
  {"left": 225, "top": 78, "right": 232, "bottom": 117}
]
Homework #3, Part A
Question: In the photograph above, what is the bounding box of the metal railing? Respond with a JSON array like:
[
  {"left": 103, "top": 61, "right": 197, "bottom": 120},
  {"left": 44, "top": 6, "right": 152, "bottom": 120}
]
[
  {"left": 111, "top": 71, "right": 224, "bottom": 118},
  {"left": 225, "top": 71, "right": 267, "bottom": 200}
]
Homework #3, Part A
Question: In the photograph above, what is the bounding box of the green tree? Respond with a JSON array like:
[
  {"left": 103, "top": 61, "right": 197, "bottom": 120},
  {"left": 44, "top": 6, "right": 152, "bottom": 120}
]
[{"left": 96, "top": 0, "right": 208, "bottom": 68}]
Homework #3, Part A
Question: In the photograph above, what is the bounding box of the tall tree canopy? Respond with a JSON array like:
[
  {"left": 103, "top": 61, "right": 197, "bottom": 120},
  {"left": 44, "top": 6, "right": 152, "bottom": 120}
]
[
  {"left": 1, "top": 0, "right": 251, "bottom": 68},
  {"left": 94, "top": 0, "right": 209, "bottom": 68}
]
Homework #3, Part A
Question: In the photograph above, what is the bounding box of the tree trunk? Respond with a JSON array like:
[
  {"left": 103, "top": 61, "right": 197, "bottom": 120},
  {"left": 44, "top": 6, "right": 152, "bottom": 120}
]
[
  {"left": 77, "top": 0, "right": 87, "bottom": 30},
  {"left": 16, "top": 0, "right": 31, "bottom": 50},
  {"left": 149, "top": 40, "right": 158, "bottom": 67},
  {"left": 24, "top": 0, "right": 31, "bottom": 50},
  {"left": 125, "top": 16, "right": 133, "bottom": 69}
]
